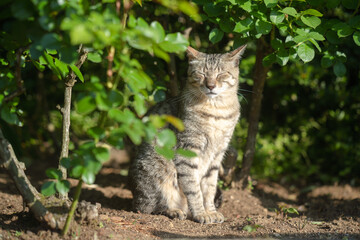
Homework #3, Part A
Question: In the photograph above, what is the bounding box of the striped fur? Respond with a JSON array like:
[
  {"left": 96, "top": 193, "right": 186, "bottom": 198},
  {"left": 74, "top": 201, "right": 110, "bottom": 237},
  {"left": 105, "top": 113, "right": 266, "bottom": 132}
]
[{"left": 129, "top": 45, "right": 246, "bottom": 224}]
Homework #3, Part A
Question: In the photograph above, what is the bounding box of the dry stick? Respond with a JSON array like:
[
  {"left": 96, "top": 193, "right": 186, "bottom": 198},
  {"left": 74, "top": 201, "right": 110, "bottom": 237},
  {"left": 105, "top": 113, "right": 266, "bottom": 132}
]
[
  {"left": 167, "top": 53, "right": 180, "bottom": 97},
  {"left": 234, "top": 38, "right": 271, "bottom": 189},
  {"left": 58, "top": 46, "right": 88, "bottom": 199},
  {"left": 0, "top": 129, "right": 60, "bottom": 229}
]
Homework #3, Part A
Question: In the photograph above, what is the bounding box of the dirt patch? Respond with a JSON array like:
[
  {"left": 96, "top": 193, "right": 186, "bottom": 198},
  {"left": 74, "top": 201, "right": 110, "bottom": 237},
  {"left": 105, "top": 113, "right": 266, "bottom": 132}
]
[{"left": 0, "top": 164, "right": 359, "bottom": 239}]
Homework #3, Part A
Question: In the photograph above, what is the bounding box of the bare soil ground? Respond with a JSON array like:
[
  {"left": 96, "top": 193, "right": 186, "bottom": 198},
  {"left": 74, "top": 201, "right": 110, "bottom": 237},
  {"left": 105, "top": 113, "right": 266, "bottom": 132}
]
[{"left": 0, "top": 153, "right": 359, "bottom": 240}]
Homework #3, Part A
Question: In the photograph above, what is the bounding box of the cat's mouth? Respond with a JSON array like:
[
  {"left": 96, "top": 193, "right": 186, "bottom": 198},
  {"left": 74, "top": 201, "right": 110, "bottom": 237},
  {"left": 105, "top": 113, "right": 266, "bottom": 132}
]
[{"left": 206, "top": 92, "right": 218, "bottom": 97}]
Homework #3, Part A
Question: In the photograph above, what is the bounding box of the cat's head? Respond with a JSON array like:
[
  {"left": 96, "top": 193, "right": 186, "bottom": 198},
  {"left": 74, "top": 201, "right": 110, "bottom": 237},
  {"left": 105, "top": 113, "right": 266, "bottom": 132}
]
[{"left": 186, "top": 45, "right": 246, "bottom": 99}]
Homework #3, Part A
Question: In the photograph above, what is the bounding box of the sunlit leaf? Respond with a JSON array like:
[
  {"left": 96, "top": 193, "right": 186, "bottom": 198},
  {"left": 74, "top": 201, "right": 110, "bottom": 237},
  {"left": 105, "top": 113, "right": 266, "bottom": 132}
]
[
  {"left": 297, "top": 43, "right": 315, "bottom": 63},
  {"left": 155, "top": 146, "right": 175, "bottom": 160},
  {"left": 282, "top": 7, "right": 298, "bottom": 17},
  {"left": 300, "top": 16, "right": 321, "bottom": 29},
  {"left": 55, "top": 180, "right": 70, "bottom": 195},
  {"left": 157, "top": 129, "right": 176, "bottom": 148},
  {"left": 264, "top": 0, "right": 278, "bottom": 8},
  {"left": 353, "top": 31, "right": 360, "bottom": 46},
  {"left": 177, "top": 149, "right": 197, "bottom": 158},
  {"left": 87, "top": 52, "right": 102, "bottom": 63},
  {"left": 70, "top": 64, "right": 84, "bottom": 83}
]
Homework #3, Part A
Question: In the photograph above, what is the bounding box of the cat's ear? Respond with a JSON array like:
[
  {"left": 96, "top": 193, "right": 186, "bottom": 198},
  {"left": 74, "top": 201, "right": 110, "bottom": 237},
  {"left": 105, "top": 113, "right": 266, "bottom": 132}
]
[
  {"left": 225, "top": 45, "right": 247, "bottom": 64},
  {"left": 186, "top": 46, "right": 202, "bottom": 61}
]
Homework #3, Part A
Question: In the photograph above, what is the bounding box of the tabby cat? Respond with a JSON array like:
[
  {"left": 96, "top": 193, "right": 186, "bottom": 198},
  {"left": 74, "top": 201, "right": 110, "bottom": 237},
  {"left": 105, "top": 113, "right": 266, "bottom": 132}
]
[{"left": 129, "top": 45, "right": 246, "bottom": 224}]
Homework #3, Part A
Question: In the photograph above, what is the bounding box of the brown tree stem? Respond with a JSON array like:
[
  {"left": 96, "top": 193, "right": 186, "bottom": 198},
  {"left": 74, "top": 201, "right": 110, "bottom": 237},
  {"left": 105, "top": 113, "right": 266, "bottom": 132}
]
[
  {"left": 167, "top": 53, "right": 179, "bottom": 97},
  {"left": 235, "top": 38, "right": 271, "bottom": 189},
  {"left": 58, "top": 46, "right": 88, "bottom": 190},
  {"left": 0, "top": 129, "right": 60, "bottom": 229}
]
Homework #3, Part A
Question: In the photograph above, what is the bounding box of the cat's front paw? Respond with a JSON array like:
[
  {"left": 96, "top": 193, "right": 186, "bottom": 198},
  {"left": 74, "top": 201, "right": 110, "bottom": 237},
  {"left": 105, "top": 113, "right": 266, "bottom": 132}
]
[
  {"left": 193, "top": 211, "right": 224, "bottom": 224},
  {"left": 165, "top": 209, "right": 187, "bottom": 220}
]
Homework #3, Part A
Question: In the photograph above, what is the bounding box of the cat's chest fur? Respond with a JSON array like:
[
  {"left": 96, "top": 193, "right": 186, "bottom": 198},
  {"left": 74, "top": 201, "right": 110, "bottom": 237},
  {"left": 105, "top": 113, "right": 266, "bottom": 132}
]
[{"left": 179, "top": 96, "right": 240, "bottom": 174}]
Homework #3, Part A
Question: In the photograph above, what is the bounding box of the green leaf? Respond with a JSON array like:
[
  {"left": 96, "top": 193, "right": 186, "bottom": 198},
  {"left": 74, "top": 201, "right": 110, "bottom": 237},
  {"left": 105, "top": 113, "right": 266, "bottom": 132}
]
[
  {"left": 165, "top": 115, "right": 184, "bottom": 131},
  {"left": 203, "top": 3, "right": 225, "bottom": 17},
  {"left": 333, "top": 22, "right": 354, "bottom": 38},
  {"left": 87, "top": 127, "right": 106, "bottom": 141},
  {"left": 321, "top": 55, "right": 334, "bottom": 68},
  {"left": 270, "top": 10, "right": 285, "bottom": 24},
  {"left": 95, "top": 93, "right": 111, "bottom": 111},
  {"left": 276, "top": 48, "right": 289, "bottom": 66},
  {"left": 326, "top": 31, "right": 342, "bottom": 44},
  {"left": 255, "top": 19, "right": 272, "bottom": 35},
  {"left": 308, "top": 32, "right": 325, "bottom": 41},
  {"left": 236, "top": 0, "right": 252, "bottom": 12},
  {"left": 309, "top": 38, "right": 321, "bottom": 52},
  {"left": 55, "top": 180, "right": 70, "bottom": 195},
  {"left": 134, "top": 94, "right": 147, "bottom": 116},
  {"left": 108, "top": 90, "right": 124, "bottom": 107},
  {"left": 41, "top": 33, "right": 61, "bottom": 51},
  {"left": 70, "top": 64, "right": 84, "bottom": 83},
  {"left": 264, "top": 0, "right": 278, "bottom": 8},
  {"left": 157, "top": 129, "right": 176, "bottom": 148},
  {"left": 209, "top": 28, "right": 224, "bottom": 44},
  {"left": 286, "top": 207, "right": 299, "bottom": 215},
  {"left": 300, "top": 16, "right": 321, "bottom": 29},
  {"left": 282, "top": 7, "right": 298, "bottom": 17},
  {"left": 92, "top": 147, "right": 110, "bottom": 163},
  {"left": 326, "top": 0, "right": 341, "bottom": 8},
  {"left": 155, "top": 146, "right": 175, "bottom": 160},
  {"left": 54, "top": 58, "right": 69, "bottom": 79},
  {"left": 87, "top": 52, "right": 102, "bottom": 63},
  {"left": 342, "top": 0, "right": 358, "bottom": 9},
  {"left": 76, "top": 96, "right": 96, "bottom": 115},
  {"left": 271, "top": 38, "right": 283, "bottom": 50},
  {"left": 177, "top": 149, "right": 197, "bottom": 158},
  {"left": 333, "top": 62, "right": 346, "bottom": 77},
  {"left": 262, "top": 52, "right": 276, "bottom": 67},
  {"left": 159, "top": 33, "right": 188, "bottom": 53},
  {"left": 297, "top": 43, "right": 315, "bottom": 63},
  {"left": 1, "top": 105, "right": 20, "bottom": 125},
  {"left": 43, "top": 52, "right": 62, "bottom": 79},
  {"left": 45, "top": 168, "right": 62, "bottom": 180},
  {"left": 71, "top": 165, "right": 85, "bottom": 178},
  {"left": 353, "top": 31, "right": 360, "bottom": 46},
  {"left": 219, "top": 17, "right": 235, "bottom": 33},
  {"left": 150, "top": 21, "right": 165, "bottom": 43},
  {"left": 234, "top": 18, "right": 253, "bottom": 33},
  {"left": 82, "top": 169, "right": 96, "bottom": 184},
  {"left": 41, "top": 181, "right": 56, "bottom": 196},
  {"left": 301, "top": 9, "right": 323, "bottom": 17},
  {"left": 60, "top": 157, "right": 72, "bottom": 169}
]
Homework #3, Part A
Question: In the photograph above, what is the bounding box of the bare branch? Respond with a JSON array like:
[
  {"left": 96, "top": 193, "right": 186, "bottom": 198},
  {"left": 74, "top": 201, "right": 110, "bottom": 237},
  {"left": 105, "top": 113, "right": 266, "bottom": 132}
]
[
  {"left": 58, "top": 45, "right": 88, "bottom": 191},
  {"left": 0, "top": 129, "right": 65, "bottom": 229}
]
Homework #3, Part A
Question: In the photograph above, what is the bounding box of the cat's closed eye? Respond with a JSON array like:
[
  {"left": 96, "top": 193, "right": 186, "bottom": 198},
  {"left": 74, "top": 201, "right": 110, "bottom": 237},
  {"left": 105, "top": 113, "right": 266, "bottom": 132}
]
[
  {"left": 216, "top": 72, "right": 231, "bottom": 81},
  {"left": 192, "top": 73, "right": 205, "bottom": 81}
]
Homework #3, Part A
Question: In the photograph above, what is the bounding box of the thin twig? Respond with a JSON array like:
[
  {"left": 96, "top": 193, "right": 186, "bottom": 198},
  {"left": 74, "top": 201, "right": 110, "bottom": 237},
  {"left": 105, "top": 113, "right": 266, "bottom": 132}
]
[
  {"left": 58, "top": 45, "right": 88, "bottom": 197},
  {"left": 4, "top": 49, "right": 25, "bottom": 103}
]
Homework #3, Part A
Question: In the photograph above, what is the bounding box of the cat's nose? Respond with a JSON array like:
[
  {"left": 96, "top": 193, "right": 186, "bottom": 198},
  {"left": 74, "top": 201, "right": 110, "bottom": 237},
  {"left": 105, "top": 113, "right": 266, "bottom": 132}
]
[{"left": 206, "top": 83, "right": 216, "bottom": 90}]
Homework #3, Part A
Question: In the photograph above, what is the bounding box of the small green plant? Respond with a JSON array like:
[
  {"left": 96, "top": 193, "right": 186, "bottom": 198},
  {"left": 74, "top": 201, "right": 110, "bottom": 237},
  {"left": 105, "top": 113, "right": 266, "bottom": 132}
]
[
  {"left": 98, "top": 221, "right": 104, "bottom": 228},
  {"left": 275, "top": 205, "right": 299, "bottom": 219},
  {"left": 243, "top": 217, "right": 262, "bottom": 233},
  {"left": 14, "top": 231, "right": 22, "bottom": 237}
]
